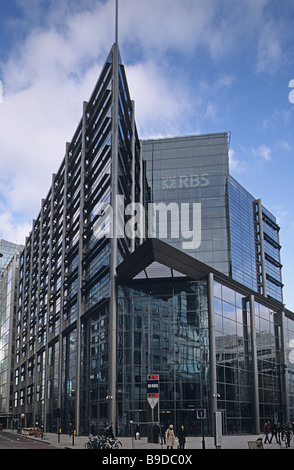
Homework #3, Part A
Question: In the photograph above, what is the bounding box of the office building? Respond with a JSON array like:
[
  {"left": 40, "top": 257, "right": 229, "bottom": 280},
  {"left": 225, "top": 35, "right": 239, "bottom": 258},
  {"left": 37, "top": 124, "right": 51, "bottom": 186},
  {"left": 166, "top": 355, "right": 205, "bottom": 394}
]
[
  {"left": 12, "top": 39, "right": 141, "bottom": 434},
  {"left": 11, "top": 35, "right": 294, "bottom": 437},
  {"left": 0, "top": 240, "right": 23, "bottom": 427},
  {"left": 116, "top": 238, "right": 292, "bottom": 435},
  {"left": 142, "top": 135, "right": 283, "bottom": 303}
]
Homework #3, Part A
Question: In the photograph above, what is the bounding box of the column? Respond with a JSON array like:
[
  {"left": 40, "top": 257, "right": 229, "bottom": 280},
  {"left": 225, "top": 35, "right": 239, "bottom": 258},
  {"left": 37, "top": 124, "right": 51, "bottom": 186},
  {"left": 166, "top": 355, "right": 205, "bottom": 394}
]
[
  {"left": 249, "top": 295, "right": 260, "bottom": 434},
  {"left": 109, "top": 40, "right": 120, "bottom": 428},
  {"left": 75, "top": 101, "right": 88, "bottom": 435},
  {"left": 279, "top": 309, "right": 290, "bottom": 421},
  {"left": 207, "top": 273, "right": 218, "bottom": 433}
]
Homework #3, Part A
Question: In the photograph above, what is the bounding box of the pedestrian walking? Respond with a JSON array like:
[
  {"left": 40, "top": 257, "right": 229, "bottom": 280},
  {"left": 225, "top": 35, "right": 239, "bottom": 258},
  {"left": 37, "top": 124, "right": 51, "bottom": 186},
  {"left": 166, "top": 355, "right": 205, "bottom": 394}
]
[
  {"left": 178, "top": 425, "right": 187, "bottom": 449},
  {"left": 135, "top": 423, "right": 141, "bottom": 440},
  {"left": 284, "top": 422, "right": 293, "bottom": 448},
  {"left": 165, "top": 424, "right": 175, "bottom": 449},
  {"left": 68, "top": 422, "right": 73, "bottom": 437},
  {"left": 269, "top": 422, "right": 279, "bottom": 443},
  {"left": 277, "top": 422, "right": 282, "bottom": 443},
  {"left": 160, "top": 424, "right": 166, "bottom": 444},
  {"left": 105, "top": 422, "right": 115, "bottom": 438},
  {"left": 263, "top": 421, "right": 271, "bottom": 444},
  {"left": 153, "top": 423, "right": 160, "bottom": 443}
]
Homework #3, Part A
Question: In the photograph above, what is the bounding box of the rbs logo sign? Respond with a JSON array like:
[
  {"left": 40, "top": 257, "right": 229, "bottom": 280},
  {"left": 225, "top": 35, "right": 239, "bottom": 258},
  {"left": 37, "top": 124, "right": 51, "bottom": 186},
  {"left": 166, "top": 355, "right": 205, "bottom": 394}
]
[{"left": 289, "top": 79, "right": 294, "bottom": 104}]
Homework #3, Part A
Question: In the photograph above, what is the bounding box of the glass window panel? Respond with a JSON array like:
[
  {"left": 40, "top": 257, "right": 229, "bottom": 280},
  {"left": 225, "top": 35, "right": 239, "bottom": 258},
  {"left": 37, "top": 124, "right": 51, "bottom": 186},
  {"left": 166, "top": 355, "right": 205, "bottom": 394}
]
[
  {"left": 223, "top": 302, "right": 236, "bottom": 321},
  {"left": 214, "top": 281, "right": 222, "bottom": 299},
  {"left": 223, "top": 317, "right": 236, "bottom": 336},
  {"left": 222, "top": 285, "right": 235, "bottom": 305}
]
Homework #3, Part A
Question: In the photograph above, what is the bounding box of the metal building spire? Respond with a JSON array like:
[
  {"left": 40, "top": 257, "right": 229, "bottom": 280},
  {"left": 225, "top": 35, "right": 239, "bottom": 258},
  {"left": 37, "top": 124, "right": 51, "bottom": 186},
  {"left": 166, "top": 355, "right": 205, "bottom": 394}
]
[{"left": 115, "top": 0, "right": 119, "bottom": 44}]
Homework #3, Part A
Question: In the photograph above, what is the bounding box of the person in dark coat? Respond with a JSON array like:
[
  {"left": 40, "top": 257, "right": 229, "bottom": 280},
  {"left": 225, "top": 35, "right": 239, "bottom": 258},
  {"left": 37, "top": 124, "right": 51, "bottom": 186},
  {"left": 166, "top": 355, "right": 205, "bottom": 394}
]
[
  {"left": 263, "top": 421, "right": 271, "bottom": 444},
  {"left": 135, "top": 423, "right": 141, "bottom": 440},
  {"left": 178, "top": 425, "right": 187, "bottom": 449},
  {"left": 160, "top": 424, "right": 166, "bottom": 444},
  {"left": 105, "top": 423, "right": 115, "bottom": 439},
  {"left": 153, "top": 423, "right": 160, "bottom": 443},
  {"left": 68, "top": 422, "right": 73, "bottom": 436},
  {"left": 270, "top": 422, "right": 279, "bottom": 443}
]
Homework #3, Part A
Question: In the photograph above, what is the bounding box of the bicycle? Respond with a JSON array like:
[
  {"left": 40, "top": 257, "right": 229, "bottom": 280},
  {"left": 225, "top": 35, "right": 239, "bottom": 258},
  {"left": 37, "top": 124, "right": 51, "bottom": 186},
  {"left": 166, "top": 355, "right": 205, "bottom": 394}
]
[
  {"left": 104, "top": 437, "right": 122, "bottom": 449},
  {"left": 84, "top": 434, "right": 100, "bottom": 449},
  {"left": 84, "top": 434, "right": 122, "bottom": 449},
  {"left": 284, "top": 430, "right": 292, "bottom": 448}
]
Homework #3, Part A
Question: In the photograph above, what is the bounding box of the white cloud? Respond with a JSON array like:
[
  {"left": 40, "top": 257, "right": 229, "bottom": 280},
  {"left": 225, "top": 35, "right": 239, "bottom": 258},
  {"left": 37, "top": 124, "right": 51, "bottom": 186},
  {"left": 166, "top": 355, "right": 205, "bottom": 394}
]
[
  {"left": 255, "top": 21, "right": 284, "bottom": 74},
  {"left": 251, "top": 144, "right": 272, "bottom": 162},
  {"left": 119, "top": 0, "right": 216, "bottom": 57},
  {"left": 276, "top": 140, "right": 292, "bottom": 152},
  {"left": 262, "top": 109, "right": 293, "bottom": 130},
  {"left": 0, "top": 0, "right": 293, "bottom": 244},
  {"left": 126, "top": 61, "right": 191, "bottom": 138},
  {"left": 229, "top": 148, "right": 247, "bottom": 174},
  {"left": 0, "top": 5, "right": 114, "bottom": 226},
  {"left": 0, "top": 211, "right": 31, "bottom": 246},
  {"left": 0, "top": 62, "right": 99, "bottom": 216},
  {"left": 271, "top": 205, "right": 289, "bottom": 228},
  {"left": 0, "top": 0, "right": 197, "bottom": 241}
]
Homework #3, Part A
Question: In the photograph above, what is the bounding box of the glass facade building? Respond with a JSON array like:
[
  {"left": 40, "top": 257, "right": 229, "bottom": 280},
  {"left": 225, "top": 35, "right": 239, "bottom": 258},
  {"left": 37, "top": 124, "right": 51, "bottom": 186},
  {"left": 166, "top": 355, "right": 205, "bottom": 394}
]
[
  {"left": 214, "top": 281, "right": 285, "bottom": 432},
  {"left": 228, "top": 177, "right": 282, "bottom": 302},
  {"left": 142, "top": 135, "right": 283, "bottom": 304},
  {"left": 9, "top": 35, "right": 294, "bottom": 439},
  {"left": 285, "top": 316, "right": 294, "bottom": 420},
  {"left": 116, "top": 278, "right": 210, "bottom": 436},
  {"left": 142, "top": 134, "right": 230, "bottom": 276},
  {"left": 115, "top": 238, "right": 291, "bottom": 435},
  {"left": 0, "top": 240, "right": 23, "bottom": 427},
  {"left": 12, "top": 41, "right": 142, "bottom": 434}
]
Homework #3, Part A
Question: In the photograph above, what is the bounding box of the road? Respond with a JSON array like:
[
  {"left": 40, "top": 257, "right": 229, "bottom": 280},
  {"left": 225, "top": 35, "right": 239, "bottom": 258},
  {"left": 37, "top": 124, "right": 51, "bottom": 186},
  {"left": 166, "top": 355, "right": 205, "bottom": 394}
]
[{"left": 0, "top": 431, "right": 57, "bottom": 449}]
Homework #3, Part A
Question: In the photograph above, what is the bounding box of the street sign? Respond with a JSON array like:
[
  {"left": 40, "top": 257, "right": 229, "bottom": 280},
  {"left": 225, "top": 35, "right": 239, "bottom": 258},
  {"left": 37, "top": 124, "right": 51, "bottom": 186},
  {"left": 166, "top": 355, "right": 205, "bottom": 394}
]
[
  {"left": 147, "top": 375, "right": 159, "bottom": 395},
  {"left": 196, "top": 409, "right": 206, "bottom": 419},
  {"left": 147, "top": 395, "right": 159, "bottom": 409},
  {"left": 147, "top": 375, "right": 159, "bottom": 409}
]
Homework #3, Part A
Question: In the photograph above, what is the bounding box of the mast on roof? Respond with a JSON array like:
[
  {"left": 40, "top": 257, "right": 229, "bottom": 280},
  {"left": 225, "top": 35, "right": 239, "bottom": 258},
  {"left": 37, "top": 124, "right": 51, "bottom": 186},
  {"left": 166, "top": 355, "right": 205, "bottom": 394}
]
[{"left": 115, "top": 0, "right": 119, "bottom": 44}]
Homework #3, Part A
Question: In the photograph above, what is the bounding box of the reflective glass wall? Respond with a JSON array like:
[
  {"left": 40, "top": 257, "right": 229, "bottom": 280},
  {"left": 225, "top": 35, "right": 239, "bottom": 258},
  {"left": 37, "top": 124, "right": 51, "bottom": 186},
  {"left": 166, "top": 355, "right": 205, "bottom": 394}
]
[
  {"left": 13, "top": 43, "right": 141, "bottom": 433},
  {"left": 116, "top": 279, "right": 210, "bottom": 436},
  {"left": 228, "top": 176, "right": 283, "bottom": 302},
  {"left": 284, "top": 316, "right": 294, "bottom": 422},
  {"left": 214, "top": 280, "right": 283, "bottom": 433},
  {"left": 227, "top": 177, "right": 257, "bottom": 292},
  {"left": 80, "top": 302, "right": 109, "bottom": 433},
  {"left": 214, "top": 281, "right": 253, "bottom": 432},
  {"left": 0, "top": 254, "right": 21, "bottom": 424},
  {"left": 254, "top": 302, "right": 281, "bottom": 423},
  {"left": 142, "top": 134, "right": 230, "bottom": 275}
]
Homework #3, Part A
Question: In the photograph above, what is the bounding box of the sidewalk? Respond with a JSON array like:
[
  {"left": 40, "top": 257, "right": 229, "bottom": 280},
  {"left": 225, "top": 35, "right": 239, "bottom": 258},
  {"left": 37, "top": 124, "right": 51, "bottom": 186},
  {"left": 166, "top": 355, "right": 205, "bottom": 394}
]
[{"left": 13, "top": 430, "right": 294, "bottom": 450}]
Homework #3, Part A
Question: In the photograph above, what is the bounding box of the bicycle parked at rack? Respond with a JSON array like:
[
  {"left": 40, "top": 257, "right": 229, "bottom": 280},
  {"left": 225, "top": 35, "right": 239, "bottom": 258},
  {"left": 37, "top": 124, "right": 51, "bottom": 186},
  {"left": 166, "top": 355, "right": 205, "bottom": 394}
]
[
  {"left": 284, "top": 429, "right": 293, "bottom": 448},
  {"left": 84, "top": 433, "right": 122, "bottom": 449}
]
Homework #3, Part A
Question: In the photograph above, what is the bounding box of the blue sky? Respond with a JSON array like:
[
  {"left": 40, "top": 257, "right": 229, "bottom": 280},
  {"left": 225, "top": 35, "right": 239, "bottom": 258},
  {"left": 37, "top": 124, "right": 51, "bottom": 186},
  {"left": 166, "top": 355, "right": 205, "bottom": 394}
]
[{"left": 0, "top": 0, "right": 294, "bottom": 309}]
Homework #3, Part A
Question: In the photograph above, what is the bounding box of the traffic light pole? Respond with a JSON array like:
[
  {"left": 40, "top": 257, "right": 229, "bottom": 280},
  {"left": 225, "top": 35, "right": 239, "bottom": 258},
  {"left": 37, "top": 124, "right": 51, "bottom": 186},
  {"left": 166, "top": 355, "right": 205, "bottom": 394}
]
[
  {"left": 201, "top": 417, "right": 205, "bottom": 449},
  {"left": 57, "top": 408, "right": 61, "bottom": 443}
]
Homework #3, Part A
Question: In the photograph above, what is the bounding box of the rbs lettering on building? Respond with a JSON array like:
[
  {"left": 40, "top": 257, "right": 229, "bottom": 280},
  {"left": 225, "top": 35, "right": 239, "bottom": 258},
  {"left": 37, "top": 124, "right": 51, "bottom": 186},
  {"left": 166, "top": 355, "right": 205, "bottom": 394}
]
[{"left": 162, "top": 174, "right": 209, "bottom": 190}]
